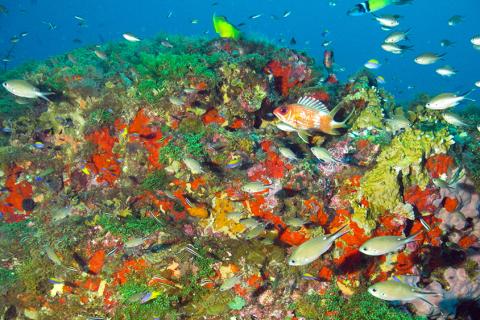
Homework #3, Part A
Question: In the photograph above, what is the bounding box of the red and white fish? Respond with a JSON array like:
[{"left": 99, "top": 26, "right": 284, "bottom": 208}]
[{"left": 273, "top": 96, "right": 354, "bottom": 138}]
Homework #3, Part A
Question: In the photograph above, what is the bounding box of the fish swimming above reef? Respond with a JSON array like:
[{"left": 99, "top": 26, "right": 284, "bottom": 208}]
[
  {"left": 347, "top": 0, "right": 413, "bottom": 16},
  {"left": 368, "top": 279, "right": 442, "bottom": 304},
  {"left": 2, "top": 80, "right": 54, "bottom": 102},
  {"left": 426, "top": 89, "right": 475, "bottom": 110},
  {"left": 213, "top": 14, "right": 240, "bottom": 40},
  {"left": 414, "top": 52, "right": 445, "bottom": 65},
  {"left": 288, "top": 224, "right": 350, "bottom": 266},
  {"left": 273, "top": 96, "right": 355, "bottom": 136},
  {"left": 359, "top": 232, "right": 421, "bottom": 256}
]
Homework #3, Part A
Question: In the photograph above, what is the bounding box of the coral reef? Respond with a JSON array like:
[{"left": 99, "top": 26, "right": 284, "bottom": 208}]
[{"left": 0, "top": 33, "right": 479, "bottom": 320}]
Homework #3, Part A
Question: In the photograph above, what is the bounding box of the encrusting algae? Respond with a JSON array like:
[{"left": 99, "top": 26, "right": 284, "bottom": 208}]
[{"left": 0, "top": 19, "right": 480, "bottom": 320}]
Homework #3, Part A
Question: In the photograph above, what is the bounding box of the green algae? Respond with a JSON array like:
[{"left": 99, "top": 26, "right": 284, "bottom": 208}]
[
  {"left": 0, "top": 267, "right": 17, "bottom": 292},
  {"left": 228, "top": 296, "right": 246, "bottom": 310},
  {"left": 184, "top": 132, "right": 207, "bottom": 158},
  {"left": 97, "top": 215, "right": 165, "bottom": 240},
  {"left": 294, "top": 285, "right": 425, "bottom": 320},
  {"left": 141, "top": 170, "right": 169, "bottom": 191},
  {"left": 116, "top": 281, "right": 179, "bottom": 320}
]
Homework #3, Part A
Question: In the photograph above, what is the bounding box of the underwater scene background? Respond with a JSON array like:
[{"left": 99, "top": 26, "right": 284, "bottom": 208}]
[{"left": 1, "top": 0, "right": 480, "bottom": 319}]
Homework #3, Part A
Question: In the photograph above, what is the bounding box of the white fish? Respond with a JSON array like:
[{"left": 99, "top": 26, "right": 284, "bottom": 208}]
[
  {"left": 226, "top": 212, "right": 244, "bottom": 222},
  {"left": 368, "top": 279, "right": 441, "bottom": 302},
  {"left": 45, "top": 247, "right": 63, "bottom": 265},
  {"left": 239, "top": 218, "right": 261, "bottom": 229},
  {"left": 471, "top": 35, "right": 480, "bottom": 46},
  {"left": 220, "top": 275, "right": 242, "bottom": 291},
  {"left": 374, "top": 14, "right": 401, "bottom": 28},
  {"left": 414, "top": 52, "right": 445, "bottom": 65},
  {"left": 279, "top": 147, "right": 298, "bottom": 161},
  {"left": 241, "top": 181, "right": 271, "bottom": 194},
  {"left": 359, "top": 232, "right": 421, "bottom": 256},
  {"left": 169, "top": 96, "right": 185, "bottom": 106},
  {"left": 288, "top": 225, "right": 349, "bottom": 266},
  {"left": 311, "top": 146, "right": 340, "bottom": 163},
  {"left": 475, "top": 81, "right": 480, "bottom": 88},
  {"left": 124, "top": 237, "right": 146, "bottom": 248},
  {"left": 426, "top": 89, "right": 475, "bottom": 110},
  {"left": 183, "top": 158, "right": 204, "bottom": 174},
  {"left": 285, "top": 217, "right": 308, "bottom": 228},
  {"left": 244, "top": 224, "right": 266, "bottom": 240},
  {"left": 2, "top": 80, "right": 54, "bottom": 102},
  {"left": 443, "top": 112, "right": 468, "bottom": 126},
  {"left": 384, "top": 30, "right": 409, "bottom": 44},
  {"left": 123, "top": 33, "right": 141, "bottom": 42},
  {"left": 435, "top": 65, "right": 457, "bottom": 77},
  {"left": 381, "top": 43, "right": 411, "bottom": 54},
  {"left": 94, "top": 50, "right": 107, "bottom": 60},
  {"left": 385, "top": 115, "right": 410, "bottom": 133}
]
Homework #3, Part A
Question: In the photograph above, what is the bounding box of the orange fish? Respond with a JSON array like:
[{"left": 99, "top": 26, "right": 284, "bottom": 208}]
[{"left": 273, "top": 96, "right": 354, "bottom": 136}]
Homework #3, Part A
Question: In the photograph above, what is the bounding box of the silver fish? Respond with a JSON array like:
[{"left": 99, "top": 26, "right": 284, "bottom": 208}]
[
  {"left": 368, "top": 279, "right": 441, "bottom": 302},
  {"left": 288, "top": 225, "right": 350, "bottom": 266},
  {"left": 359, "top": 232, "right": 421, "bottom": 256}
]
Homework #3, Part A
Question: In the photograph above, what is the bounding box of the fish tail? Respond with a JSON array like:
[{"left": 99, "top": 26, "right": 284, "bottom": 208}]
[
  {"left": 331, "top": 224, "right": 350, "bottom": 241},
  {"left": 405, "top": 231, "right": 422, "bottom": 243},
  {"left": 38, "top": 91, "right": 54, "bottom": 102},
  {"left": 417, "top": 290, "right": 443, "bottom": 298},
  {"left": 297, "top": 130, "right": 310, "bottom": 143},
  {"left": 461, "top": 88, "right": 476, "bottom": 99}
]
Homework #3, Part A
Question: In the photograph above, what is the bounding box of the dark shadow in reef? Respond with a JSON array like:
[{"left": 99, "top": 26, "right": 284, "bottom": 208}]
[{"left": 455, "top": 298, "right": 480, "bottom": 320}]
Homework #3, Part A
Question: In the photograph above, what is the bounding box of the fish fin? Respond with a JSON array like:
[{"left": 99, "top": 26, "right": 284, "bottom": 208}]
[
  {"left": 297, "top": 130, "right": 310, "bottom": 143},
  {"left": 460, "top": 88, "right": 476, "bottom": 98},
  {"left": 332, "top": 107, "right": 356, "bottom": 129},
  {"left": 328, "top": 102, "right": 342, "bottom": 118},
  {"left": 392, "top": 275, "right": 404, "bottom": 283},
  {"left": 328, "top": 129, "right": 341, "bottom": 135},
  {"left": 297, "top": 96, "right": 329, "bottom": 113},
  {"left": 404, "top": 231, "right": 422, "bottom": 243},
  {"left": 418, "top": 297, "right": 434, "bottom": 307},
  {"left": 38, "top": 92, "right": 54, "bottom": 102},
  {"left": 415, "top": 289, "right": 443, "bottom": 297},
  {"left": 330, "top": 224, "right": 350, "bottom": 241}
]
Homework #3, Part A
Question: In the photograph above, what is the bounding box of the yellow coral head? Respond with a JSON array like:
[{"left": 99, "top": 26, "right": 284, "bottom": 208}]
[{"left": 213, "top": 14, "right": 240, "bottom": 40}]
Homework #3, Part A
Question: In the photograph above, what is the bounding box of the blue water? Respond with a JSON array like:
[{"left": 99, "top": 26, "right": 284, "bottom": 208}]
[{"left": 1, "top": 0, "right": 479, "bottom": 102}]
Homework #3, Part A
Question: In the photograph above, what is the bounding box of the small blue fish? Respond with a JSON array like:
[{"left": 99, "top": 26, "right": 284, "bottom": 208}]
[
  {"left": 33, "top": 141, "right": 45, "bottom": 149},
  {"left": 35, "top": 176, "right": 44, "bottom": 182},
  {"left": 141, "top": 291, "right": 161, "bottom": 304},
  {"left": 226, "top": 158, "right": 242, "bottom": 169},
  {"left": 48, "top": 278, "right": 64, "bottom": 284},
  {"left": 302, "top": 273, "right": 320, "bottom": 281},
  {"left": 1, "top": 127, "right": 12, "bottom": 133}
]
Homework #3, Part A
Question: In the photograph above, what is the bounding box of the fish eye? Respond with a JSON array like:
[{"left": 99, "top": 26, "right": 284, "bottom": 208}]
[
  {"left": 279, "top": 107, "right": 288, "bottom": 114},
  {"left": 290, "top": 260, "right": 295, "bottom": 264},
  {"left": 372, "top": 288, "right": 377, "bottom": 292}
]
